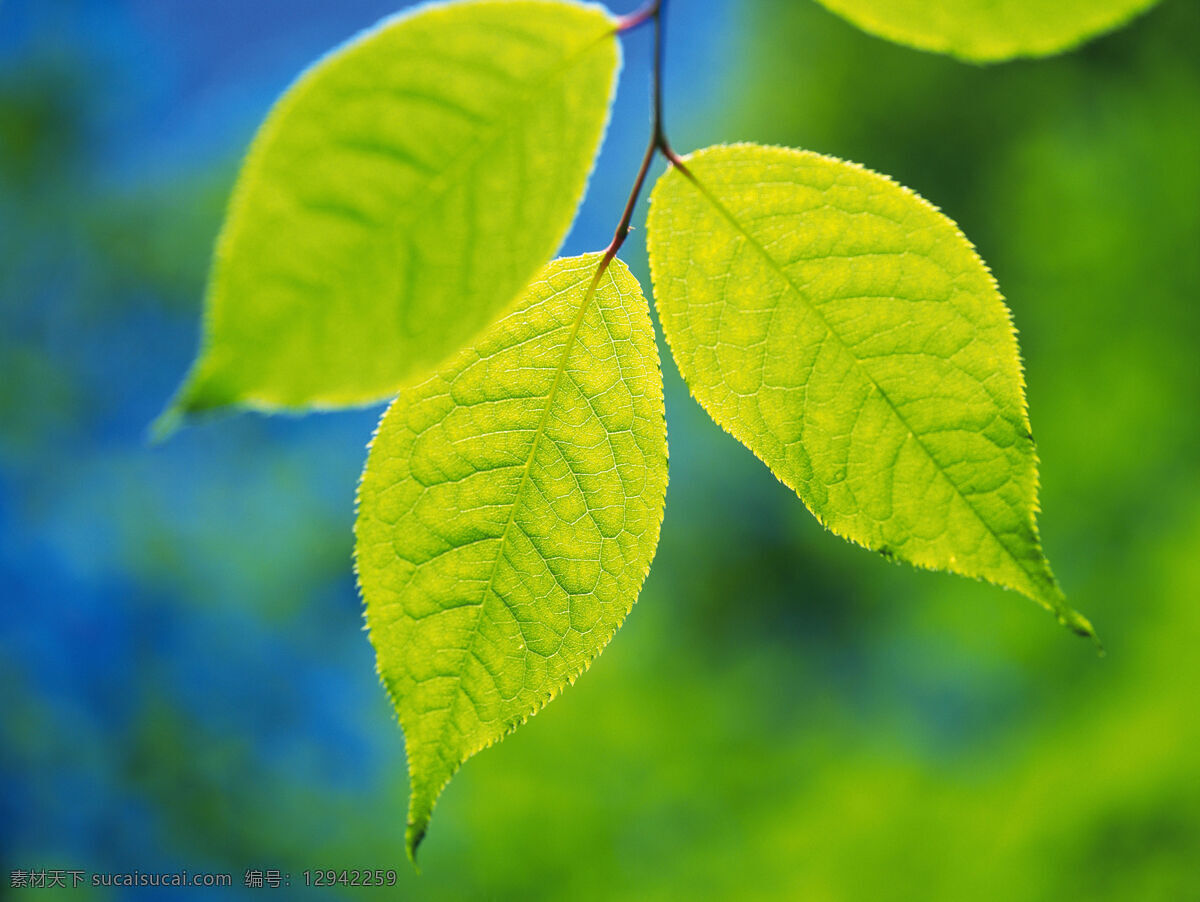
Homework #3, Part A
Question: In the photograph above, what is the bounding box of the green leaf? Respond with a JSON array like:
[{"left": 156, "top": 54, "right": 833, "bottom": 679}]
[
  {"left": 812, "top": 0, "right": 1160, "bottom": 61},
  {"left": 355, "top": 254, "right": 668, "bottom": 858},
  {"left": 160, "top": 0, "right": 619, "bottom": 427},
  {"left": 647, "top": 143, "right": 1094, "bottom": 640}
]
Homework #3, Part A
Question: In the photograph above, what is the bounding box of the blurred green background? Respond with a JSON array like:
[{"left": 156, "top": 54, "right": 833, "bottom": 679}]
[{"left": 2, "top": 0, "right": 1197, "bottom": 899}]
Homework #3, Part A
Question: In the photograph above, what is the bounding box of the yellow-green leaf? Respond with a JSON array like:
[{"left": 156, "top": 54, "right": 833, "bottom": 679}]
[
  {"left": 162, "top": 0, "right": 619, "bottom": 425},
  {"left": 647, "top": 143, "right": 1094, "bottom": 639},
  {"left": 813, "top": 0, "right": 1160, "bottom": 62},
  {"left": 355, "top": 254, "right": 668, "bottom": 858}
]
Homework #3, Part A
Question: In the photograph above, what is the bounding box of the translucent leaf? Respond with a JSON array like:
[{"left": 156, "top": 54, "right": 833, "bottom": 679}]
[
  {"left": 161, "top": 0, "right": 619, "bottom": 426},
  {"left": 355, "top": 254, "right": 668, "bottom": 858},
  {"left": 647, "top": 143, "right": 1094, "bottom": 639},
  {"left": 813, "top": 0, "right": 1160, "bottom": 61}
]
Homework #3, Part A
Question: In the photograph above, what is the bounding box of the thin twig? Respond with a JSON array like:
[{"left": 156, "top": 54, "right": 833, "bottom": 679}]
[
  {"left": 614, "top": 0, "right": 660, "bottom": 34},
  {"left": 595, "top": 0, "right": 687, "bottom": 286}
]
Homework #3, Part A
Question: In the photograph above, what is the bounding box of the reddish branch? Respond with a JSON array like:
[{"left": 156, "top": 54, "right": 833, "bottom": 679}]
[{"left": 591, "top": 0, "right": 690, "bottom": 288}]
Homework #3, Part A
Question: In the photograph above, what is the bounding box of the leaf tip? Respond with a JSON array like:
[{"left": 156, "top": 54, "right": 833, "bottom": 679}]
[
  {"left": 402, "top": 765, "right": 441, "bottom": 870},
  {"left": 404, "top": 817, "right": 428, "bottom": 869},
  {"left": 147, "top": 404, "right": 184, "bottom": 445},
  {"left": 151, "top": 363, "right": 243, "bottom": 440},
  {"left": 147, "top": 377, "right": 211, "bottom": 444},
  {"left": 1056, "top": 605, "right": 1103, "bottom": 653}
]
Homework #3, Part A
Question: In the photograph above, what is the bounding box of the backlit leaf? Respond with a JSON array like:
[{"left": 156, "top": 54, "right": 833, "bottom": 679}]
[
  {"left": 355, "top": 254, "right": 668, "bottom": 858},
  {"left": 813, "top": 0, "right": 1160, "bottom": 62},
  {"left": 647, "top": 143, "right": 1094, "bottom": 639},
  {"left": 160, "top": 0, "right": 619, "bottom": 427}
]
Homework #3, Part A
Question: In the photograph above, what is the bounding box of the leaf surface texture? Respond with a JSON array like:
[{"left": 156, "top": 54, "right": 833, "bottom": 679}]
[
  {"left": 168, "top": 0, "right": 619, "bottom": 419},
  {"left": 813, "top": 0, "right": 1159, "bottom": 61},
  {"left": 648, "top": 144, "right": 1093, "bottom": 637},
  {"left": 356, "top": 254, "right": 668, "bottom": 857}
]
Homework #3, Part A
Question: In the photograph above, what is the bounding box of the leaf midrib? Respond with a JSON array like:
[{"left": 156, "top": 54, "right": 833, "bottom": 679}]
[{"left": 426, "top": 260, "right": 608, "bottom": 764}]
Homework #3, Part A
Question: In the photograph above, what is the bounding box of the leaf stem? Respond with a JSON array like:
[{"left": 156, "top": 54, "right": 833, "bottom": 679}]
[
  {"left": 598, "top": 0, "right": 688, "bottom": 284},
  {"left": 614, "top": 0, "right": 660, "bottom": 34}
]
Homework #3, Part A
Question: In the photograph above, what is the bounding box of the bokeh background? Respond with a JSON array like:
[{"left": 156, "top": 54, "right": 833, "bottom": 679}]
[{"left": 3, "top": 0, "right": 1198, "bottom": 898}]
